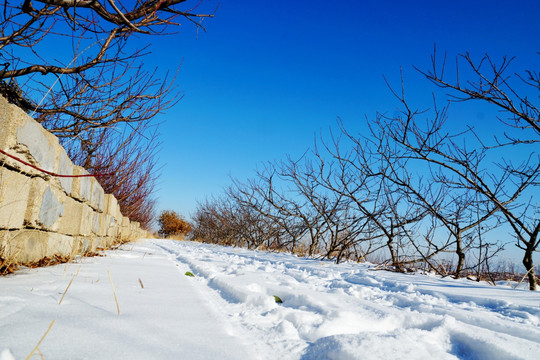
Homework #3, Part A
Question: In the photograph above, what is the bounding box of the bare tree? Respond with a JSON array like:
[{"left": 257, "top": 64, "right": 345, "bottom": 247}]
[
  {"left": 229, "top": 177, "right": 305, "bottom": 252},
  {"left": 381, "top": 53, "right": 539, "bottom": 289},
  {"left": 191, "top": 198, "right": 238, "bottom": 246},
  {"left": 0, "top": 1, "right": 213, "bottom": 228},
  {"left": 416, "top": 50, "right": 539, "bottom": 146},
  {"left": 318, "top": 127, "right": 432, "bottom": 269},
  {"left": 1, "top": 0, "right": 212, "bottom": 129},
  {"left": 248, "top": 163, "right": 328, "bottom": 256},
  {"left": 72, "top": 122, "right": 161, "bottom": 228},
  {"left": 361, "top": 112, "right": 501, "bottom": 277}
]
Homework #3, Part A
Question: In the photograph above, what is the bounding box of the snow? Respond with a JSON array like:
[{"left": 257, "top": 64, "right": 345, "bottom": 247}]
[{"left": 1, "top": 239, "right": 539, "bottom": 360}]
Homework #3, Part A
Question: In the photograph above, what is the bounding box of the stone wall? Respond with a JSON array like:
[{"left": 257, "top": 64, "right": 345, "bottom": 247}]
[{"left": 0, "top": 94, "right": 147, "bottom": 265}]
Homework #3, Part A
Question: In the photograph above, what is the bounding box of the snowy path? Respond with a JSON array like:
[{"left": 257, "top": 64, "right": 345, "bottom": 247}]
[
  {"left": 0, "top": 240, "right": 251, "bottom": 360},
  {"left": 1, "top": 239, "right": 539, "bottom": 360}
]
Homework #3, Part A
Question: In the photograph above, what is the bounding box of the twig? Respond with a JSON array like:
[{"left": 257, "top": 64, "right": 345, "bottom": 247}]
[
  {"left": 29, "top": 39, "right": 103, "bottom": 117},
  {"left": 138, "top": 278, "right": 144, "bottom": 289},
  {"left": 106, "top": 0, "right": 149, "bottom": 33},
  {"left": 26, "top": 320, "right": 55, "bottom": 360}
]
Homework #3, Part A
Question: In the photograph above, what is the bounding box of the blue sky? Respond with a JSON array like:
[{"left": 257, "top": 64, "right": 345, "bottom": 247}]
[{"left": 151, "top": 0, "right": 539, "bottom": 219}]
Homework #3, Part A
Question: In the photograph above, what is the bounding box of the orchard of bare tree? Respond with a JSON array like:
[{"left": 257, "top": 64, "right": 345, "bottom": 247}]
[{"left": 191, "top": 52, "right": 540, "bottom": 290}]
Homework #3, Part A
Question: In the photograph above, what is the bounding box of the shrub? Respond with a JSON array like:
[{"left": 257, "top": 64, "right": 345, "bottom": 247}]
[{"left": 158, "top": 210, "right": 192, "bottom": 238}]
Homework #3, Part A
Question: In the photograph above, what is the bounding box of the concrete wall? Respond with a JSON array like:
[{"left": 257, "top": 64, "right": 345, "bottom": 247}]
[{"left": 0, "top": 94, "right": 148, "bottom": 265}]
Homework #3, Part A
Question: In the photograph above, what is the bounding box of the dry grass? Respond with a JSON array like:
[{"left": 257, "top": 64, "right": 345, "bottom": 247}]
[
  {"left": 0, "top": 237, "right": 24, "bottom": 275},
  {"left": 164, "top": 234, "right": 187, "bottom": 241},
  {"left": 0, "top": 255, "right": 19, "bottom": 275},
  {"left": 107, "top": 270, "right": 121, "bottom": 315},
  {"left": 29, "top": 254, "right": 76, "bottom": 268},
  {"left": 0, "top": 234, "right": 131, "bottom": 277},
  {"left": 58, "top": 265, "right": 81, "bottom": 305},
  {"left": 25, "top": 320, "right": 55, "bottom": 360}
]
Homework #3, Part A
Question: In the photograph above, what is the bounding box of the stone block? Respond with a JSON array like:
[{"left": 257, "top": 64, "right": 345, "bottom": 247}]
[
  {"left": 107, "top": 202, "right": 123, "bottom": 226},
  {"left": 0, "top": 167, "right": 32, "bottom": 229},
  {"left": 57, "top": 197, "right": 83, "bottom": 236},
  {"left": 0, "top": 99, "right": 46, "bottom": 177},
  {"left": 100, "top": 215, "right": 110, "bottom": 237},
  {"left": 90, "top": 180, "right": 104, "bottom": 212},
  {"left": 16, "top": 112, "right": 60, "bottom": 174},
  {"left": 24, "top": 178, "right": 66, "bottom": 232},
  {"left": 131, "top": 222, "right": 141, "bottom": 236},
  {"left": 116, "top": 203, "right": 124, "bottom": 219},
  {"left": 119, "top": 216, "right": 131, "bottom": 240},
  {"left": 92, "top": 212, "right": 108, "bottom": 236},
  {"left": 47, "top": 232, "right": 74, "bottom": 257},
  {"left": 103, "top": 194, "right": 117, "bottom": 215},
  {"left": 74, "top": 236, "right": 97, "bottom": 254},
  {"left": 54, "top": 197, "right": 93, "bottom": 236},
  {"left": 129, "top": 222, "right": 144, "bottom": 241},
  {"left": 121, "top": 216, "right": 130, "bottom": 229},
  {"left": 79, "top": 203, "right": 93, "bottom": 236},
  {"left": 57, "top": 148, "right": 73, "bottom": 194},
  {"left": 0, "top": 97, "right": 67, "bottom": 182},
  {"left": 106, "top": 215, "right": 119, "bottom": 237},
  {"left": 0, "top": 95, "right": 23, "bottom": 150},
  {"left": 96, "top": 236, "right": 118, "bottom": 249},
  {"left": 0, "top": 229, "right": 74, "bottom": 264},
  {"left": 71, "top": 166, "right": 92, "bottom": 202},
  {"left": 39, "top": 187, "right": 65, "bottom": 229}
]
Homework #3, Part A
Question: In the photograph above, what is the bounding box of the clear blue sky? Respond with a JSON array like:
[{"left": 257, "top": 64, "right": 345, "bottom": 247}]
[{"left": 151, "top": 0, "right": 539, "bottom": 219}]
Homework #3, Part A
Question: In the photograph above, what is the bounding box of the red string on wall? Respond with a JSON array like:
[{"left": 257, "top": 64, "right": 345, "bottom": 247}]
[{"left": 0, "top": 148, "right": 111, "bottom": 178}]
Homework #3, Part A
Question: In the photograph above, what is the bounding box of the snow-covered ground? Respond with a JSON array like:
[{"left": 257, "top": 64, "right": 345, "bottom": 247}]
[{"left": 1, "top": 239, "right": 539, "bottom": 360}]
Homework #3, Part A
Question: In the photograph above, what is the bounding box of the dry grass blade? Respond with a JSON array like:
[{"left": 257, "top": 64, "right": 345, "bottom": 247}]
[
  {"left": 514, "top": 263, "right": 538, "bottom": 289},
  {"left": 58, "top": 265, "right": 81, "bottom": 305},
  {"left": 37, "top": 347, "right": 44, "bottom": 360},
  {"left": 107, "top": 270, "right": 121, "bottom": 315},
  {"left": 138, "top": 278, "right": 144, "bottom": 289},
  {"left": 25, "top": 320, "right": 55, "bottom": 360}
]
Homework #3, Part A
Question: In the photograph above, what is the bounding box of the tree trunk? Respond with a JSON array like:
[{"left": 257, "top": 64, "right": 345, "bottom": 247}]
[
  {"left": 522, "top": 243, "right": 537, "bottom": 291},
  {"left": 455, "top": 232, "right": 465, "bottom": 279},
  {"left": 308, "top": 237, "right": 318, "bottom": 257},
  {"left": 387, "top": 237, "right": 400, "bottom": 270}
]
